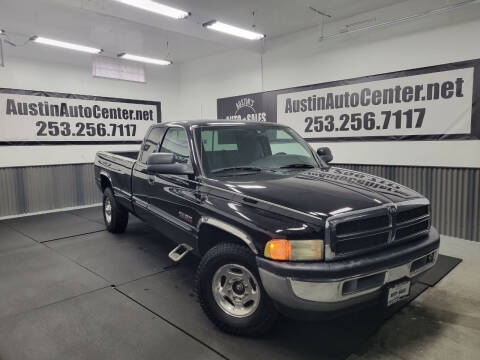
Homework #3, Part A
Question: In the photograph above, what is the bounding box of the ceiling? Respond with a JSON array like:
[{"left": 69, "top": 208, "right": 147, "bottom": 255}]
[
  {"left": 170, "top": 0, "right": 408, "bottom": 38},
  {"left": 0, "top": 0, "right": 409, "bottom": 65}
]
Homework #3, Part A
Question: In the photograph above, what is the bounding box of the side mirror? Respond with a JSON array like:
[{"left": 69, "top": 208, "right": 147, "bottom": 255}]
[
  {"left": 147, "top": 153, "right": 174, "bottom": 165},
  {"left": 317, "top": 147, "right": 333, "bottom": 163},
  {"left": 146, "top": 152, "right": 194, "bottom": 175}
]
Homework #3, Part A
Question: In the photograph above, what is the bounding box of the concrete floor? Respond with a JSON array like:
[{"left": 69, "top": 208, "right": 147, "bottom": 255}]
[
  {"left": 0, "top": 206, "right": 478, "bottom": 360},
  {"left": 349, "top": 237, "right": 480, "bottom": 360}
]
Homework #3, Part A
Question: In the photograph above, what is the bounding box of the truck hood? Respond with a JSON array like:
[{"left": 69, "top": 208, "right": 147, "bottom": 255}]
[{"left": 207, "top": 167, "right": 423, "bottom": 219}]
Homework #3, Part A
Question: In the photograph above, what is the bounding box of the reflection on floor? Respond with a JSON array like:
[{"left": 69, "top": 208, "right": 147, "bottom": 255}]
[{"left": 0, "top": 206, "right": 475, "bottom": 360}]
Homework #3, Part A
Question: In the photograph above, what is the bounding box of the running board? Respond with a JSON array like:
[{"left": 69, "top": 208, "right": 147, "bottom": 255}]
[{"left": 168, "top": 244, "right": 193, "bottom": 262}]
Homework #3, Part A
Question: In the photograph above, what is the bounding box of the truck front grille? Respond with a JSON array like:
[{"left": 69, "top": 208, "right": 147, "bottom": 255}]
[
  {"left": 335, "top": 232, "right": 390, "bottom": 254},
  {"left": 397, "top": 205, "right": 429, "bottom": 224},
  {"left": 395, "top": 219, "right": 430, "bottom": 242},
  {"left": 326, "top": 200, "right": 431, "bottom": 260},
  {"left": 336, "top": 215, "right": 390, "bottom": 236}
]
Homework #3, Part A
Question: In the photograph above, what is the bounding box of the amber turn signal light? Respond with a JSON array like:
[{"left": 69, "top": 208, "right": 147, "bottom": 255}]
[
  {"left": 264, "top": 239, "right": 324, "bottom": 261},
  {"left": 264, "top": 239, "right": 291, "bottom": 260}
]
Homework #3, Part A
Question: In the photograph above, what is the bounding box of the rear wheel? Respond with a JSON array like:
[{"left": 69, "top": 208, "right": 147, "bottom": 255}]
[
  {"left": 103, "top": 187, "right": 128, "bottom": 233},
  {"left": 196, "top": 243, "right": 278, "bottom": 335}
]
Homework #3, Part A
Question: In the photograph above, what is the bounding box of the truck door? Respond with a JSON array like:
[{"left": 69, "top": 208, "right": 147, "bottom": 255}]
[
  {"left": 140, "top": 126, "right": 200, "bottom": 247},
  {"left": 132, "top": 126, "right": 166, "bottom": 223}
]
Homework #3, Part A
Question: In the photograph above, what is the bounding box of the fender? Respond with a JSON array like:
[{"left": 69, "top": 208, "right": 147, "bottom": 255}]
[
  {"left": 99, "top": 170, "right": 131, "bottom": 201},
  {"left": 99, "top": 170, "right": 113, "bottom": 189},
  {"left": 197, "top": 216, "right": 258, "bottom": 254}
]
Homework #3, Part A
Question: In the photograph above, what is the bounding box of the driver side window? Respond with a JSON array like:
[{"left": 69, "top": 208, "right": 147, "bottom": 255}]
[
  {"left": 140, "top": 127, "right": 166, "bottom": 163},
  {"left": 159, "top": 128, "right": 191, "bottom": 164}
]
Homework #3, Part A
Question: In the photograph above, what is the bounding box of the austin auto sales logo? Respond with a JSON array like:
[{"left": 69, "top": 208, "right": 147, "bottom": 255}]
[{"left": 226, "top": 97, "right": 267, "bottom": 122}]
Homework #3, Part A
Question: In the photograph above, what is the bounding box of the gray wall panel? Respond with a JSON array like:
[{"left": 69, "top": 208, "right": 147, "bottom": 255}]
[
  {"left": 0, "top": 164, "right": 101, "bottom": 217},
  {"left": 0, "top": 163, "right": 478, "bottom": 241},
  {"left": 338, "top": 164, "right": 480, "bottom": 242}
]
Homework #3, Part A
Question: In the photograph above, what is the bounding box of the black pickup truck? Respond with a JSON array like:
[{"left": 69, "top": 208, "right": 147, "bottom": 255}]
[{"left": 94, "top": 120, "right": 440, "bottom": 335}]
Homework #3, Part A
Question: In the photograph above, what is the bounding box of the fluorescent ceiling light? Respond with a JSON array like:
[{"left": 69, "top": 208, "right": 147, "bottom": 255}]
[
  {"left": 118, "top": 53, "right": 172, "bottom": 65},
  {"left": 32, "top": 36, "right": 102, "bottom": 54},
  {"left": 203, "top": 21, "right": 265, "bottom": 40},
  {"left": 319, "top": 0, "right": 480, "bottom": 41},
  {"left": 113, "top": 0, "right": 189, "bottom": 19}
]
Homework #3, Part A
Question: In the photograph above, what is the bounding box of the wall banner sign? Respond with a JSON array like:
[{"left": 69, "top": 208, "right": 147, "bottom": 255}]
[
  {"left": 217, "top": 59, "right": 480, "bottom": 141},
  {"left": 0, "top": 88, "right": 161, "bottom": 145}
]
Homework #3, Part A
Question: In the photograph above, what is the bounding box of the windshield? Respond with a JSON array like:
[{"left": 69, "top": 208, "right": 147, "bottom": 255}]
[{"left": 194, "top": 124, "right": 323, "bottom": 177}]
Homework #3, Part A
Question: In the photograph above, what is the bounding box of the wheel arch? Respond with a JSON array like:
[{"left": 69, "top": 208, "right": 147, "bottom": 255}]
[
  {"left": 197, "top": 217, "right": 258, "bottom": 256},
  {"left": 99, "top": 171, "right": 113, "bottom": 192}
]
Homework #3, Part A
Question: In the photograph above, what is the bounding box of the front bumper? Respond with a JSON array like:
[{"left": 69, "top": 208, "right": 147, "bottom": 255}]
[{"left": 257, "top": 227, "right": 440, "bottom": 313}]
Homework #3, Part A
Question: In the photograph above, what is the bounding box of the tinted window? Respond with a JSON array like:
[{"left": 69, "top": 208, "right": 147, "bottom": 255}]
[
  {"left": 268, "top": 129, "right": 311, "bottom": 156},
  {"left": 140, "top": 127, "right": 165, "bottom": 163},
  {"left": 159, "top": 128, "right": 191, "bottom": 164},
  {"left": 201, "top": 129, "right": 238, "bottom": 152},
  {"left": 195, "top": 125, "right": 319, "bottom": 175}
]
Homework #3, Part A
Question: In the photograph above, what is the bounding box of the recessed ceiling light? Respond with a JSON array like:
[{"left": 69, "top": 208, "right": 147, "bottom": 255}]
[
  {"left": 32, "top": 36, "right": 102, "bottom": 54},
  {"left": 118, "top": 53, "right": 172, "bottom": 65},
  {"left": 203, "top": 21, "right": 265, "bottom": 40},
  {"left": 113, "top": 0, "right": 189, "bottom": 19}
]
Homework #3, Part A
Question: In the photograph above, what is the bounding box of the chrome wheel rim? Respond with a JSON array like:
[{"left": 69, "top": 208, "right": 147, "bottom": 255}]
[
  {"left": 212, "top": 264, "right": 260, "bottom": 318},
  {"left": 104, "top": 198, "right": 112, "bottom": 224}
]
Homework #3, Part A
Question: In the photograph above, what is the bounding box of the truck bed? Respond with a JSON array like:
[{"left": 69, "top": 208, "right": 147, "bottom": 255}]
[{"left": 95, "top": 151, "right": 138, "bottom": 212}]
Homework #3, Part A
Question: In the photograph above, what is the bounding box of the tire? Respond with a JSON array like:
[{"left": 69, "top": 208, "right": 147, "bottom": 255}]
[
  {"left": 195, "top": 243, "right": 278, "bottom": 336},
  {"left": 103, "top": 187, "right": 128, "bottom": 233}
]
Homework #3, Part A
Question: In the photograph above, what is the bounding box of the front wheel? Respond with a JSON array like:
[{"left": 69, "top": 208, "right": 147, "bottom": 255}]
[
  {"left": 103, "top": 187, "right": 128, "bottom": 233},
  {"left": 195, "top": 243, "right": 278, "bottom": 336}
]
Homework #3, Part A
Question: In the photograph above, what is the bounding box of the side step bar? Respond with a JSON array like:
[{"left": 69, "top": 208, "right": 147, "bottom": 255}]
[{"left": 168, "top": 244, "right": 193, "bottom": 262}]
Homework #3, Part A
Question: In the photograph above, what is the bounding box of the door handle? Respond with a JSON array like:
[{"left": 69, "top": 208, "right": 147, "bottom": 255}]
[
  {"left": 194, "top": 192, "right": 207, "bottom": 202},
  {"left": 148, "top": 175, "right": 155, "bottom": 185}
]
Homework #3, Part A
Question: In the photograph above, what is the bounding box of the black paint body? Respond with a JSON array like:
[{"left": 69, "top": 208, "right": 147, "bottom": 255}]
[
  {"left": 94, "top": 120, "right": 440, "bottom": 315},
  {"left": 94, "top": 120, "right": 429, "bottom": 255}
]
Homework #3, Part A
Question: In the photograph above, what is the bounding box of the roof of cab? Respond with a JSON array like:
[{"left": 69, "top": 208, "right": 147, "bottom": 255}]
[{"left": 163, "top": 120, "right": 286, "bottom": 127}]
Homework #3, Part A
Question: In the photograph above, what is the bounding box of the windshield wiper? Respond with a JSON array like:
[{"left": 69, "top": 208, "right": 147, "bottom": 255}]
[
  {"left": 211, "top": 166, "right": 264, "bottom": 174},
  {"left": 279, "top": 163, "right": 315, "bottom": 169}
]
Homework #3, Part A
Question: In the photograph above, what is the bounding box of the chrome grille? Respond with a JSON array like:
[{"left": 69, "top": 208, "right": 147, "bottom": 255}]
[{"left": 325, "top": 199, "right": 431, "bottom": 260}]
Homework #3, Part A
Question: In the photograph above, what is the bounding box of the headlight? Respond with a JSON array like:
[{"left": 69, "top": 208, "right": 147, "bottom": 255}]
[{"left": 264, "top": 239, "right": 324, "bottom": 261}]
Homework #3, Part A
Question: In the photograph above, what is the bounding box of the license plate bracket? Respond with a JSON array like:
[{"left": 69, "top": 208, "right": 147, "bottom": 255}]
[{"left": 386, "top": 280, "right": 411, "bottom": 306}]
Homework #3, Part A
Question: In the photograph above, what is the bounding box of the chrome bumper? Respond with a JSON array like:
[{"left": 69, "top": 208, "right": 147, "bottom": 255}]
[
  {"left": 288, "top": 249, "right": 438, "bottom": 303},
  {"left": 257, "top": 229, "right": 440, "bottom": 313}
]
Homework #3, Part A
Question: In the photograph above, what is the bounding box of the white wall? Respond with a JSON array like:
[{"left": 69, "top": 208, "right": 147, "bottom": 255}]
[
  {"left": 0, "top": 54, "right": 179, "bottom": 167},
  {"left": 178, "top": 49, "right": 262, "bottom": 121},
  {"left": 176, "top": 0, "right": 480, "bottom": 168},
  {"left": 2, "top": 0, "right": 480, "bottom": 168}
]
